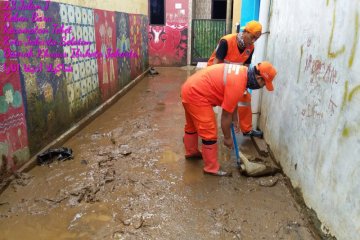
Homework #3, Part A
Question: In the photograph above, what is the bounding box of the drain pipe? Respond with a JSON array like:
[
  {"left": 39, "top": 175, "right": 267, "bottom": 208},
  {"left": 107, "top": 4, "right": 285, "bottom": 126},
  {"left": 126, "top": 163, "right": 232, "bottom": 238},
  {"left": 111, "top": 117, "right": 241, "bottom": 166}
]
[
  {"left": 226, "top": 0, "right": 233, "bottom": 34},
  {"left": 252, "top": 0, "right": 271, "bottom": 129}
]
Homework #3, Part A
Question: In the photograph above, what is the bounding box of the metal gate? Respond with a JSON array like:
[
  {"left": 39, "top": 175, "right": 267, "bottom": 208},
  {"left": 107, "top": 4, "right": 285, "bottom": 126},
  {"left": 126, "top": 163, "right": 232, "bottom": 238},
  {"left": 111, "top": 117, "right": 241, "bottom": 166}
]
[{"left": 191, "top": 19, "right": 226, "bottom": 64}]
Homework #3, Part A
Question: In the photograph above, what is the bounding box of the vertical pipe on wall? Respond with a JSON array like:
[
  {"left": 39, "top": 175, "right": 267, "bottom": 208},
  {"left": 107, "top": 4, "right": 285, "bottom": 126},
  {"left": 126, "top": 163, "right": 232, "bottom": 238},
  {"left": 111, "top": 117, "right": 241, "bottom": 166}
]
[
  {"left": 252, "top": 0, "right": 271, "bottom": 129},
  {"left": 226, "top": 0, "right": 233, "bottom": 34},
  {"left": 232, "top": 0, "right": 241, "bottom": 33},
  {"left": 188, "top": 0, "right": 195, "bottom": 65}
]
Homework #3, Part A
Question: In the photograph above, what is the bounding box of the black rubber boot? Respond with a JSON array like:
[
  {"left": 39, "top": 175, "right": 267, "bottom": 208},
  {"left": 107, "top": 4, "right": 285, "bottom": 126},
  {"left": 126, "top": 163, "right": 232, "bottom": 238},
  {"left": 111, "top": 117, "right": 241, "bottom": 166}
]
[{"left": 243, "top": 129, "right": 263, "bottom": 138}]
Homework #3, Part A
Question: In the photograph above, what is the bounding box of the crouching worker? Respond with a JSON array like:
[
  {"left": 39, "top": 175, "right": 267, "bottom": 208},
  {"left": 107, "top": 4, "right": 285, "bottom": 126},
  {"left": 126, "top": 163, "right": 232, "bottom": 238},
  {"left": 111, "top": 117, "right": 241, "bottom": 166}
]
[{"left": 181, "top": 62, "right": 277, "bottom": 176}]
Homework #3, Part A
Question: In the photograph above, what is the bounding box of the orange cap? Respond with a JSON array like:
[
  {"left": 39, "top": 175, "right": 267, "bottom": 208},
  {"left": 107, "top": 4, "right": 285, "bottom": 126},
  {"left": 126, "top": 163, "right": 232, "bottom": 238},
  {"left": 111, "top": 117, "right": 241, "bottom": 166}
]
[
  {"left": 244, "top": 20, "right": 262, "bottom": 35},
  {"left": 256, "top": 61, "right": 277, "bottom": 91}
]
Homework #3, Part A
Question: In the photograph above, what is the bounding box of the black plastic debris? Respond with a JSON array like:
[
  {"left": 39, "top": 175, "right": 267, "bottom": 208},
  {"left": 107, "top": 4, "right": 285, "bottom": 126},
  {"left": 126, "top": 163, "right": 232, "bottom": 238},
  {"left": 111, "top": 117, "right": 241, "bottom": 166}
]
[
  {"left": 37, "top": 147, "right": 73, "bottom": 165},
  {"left": 149, "top": 67, "right": 159, "bottom": 75}
]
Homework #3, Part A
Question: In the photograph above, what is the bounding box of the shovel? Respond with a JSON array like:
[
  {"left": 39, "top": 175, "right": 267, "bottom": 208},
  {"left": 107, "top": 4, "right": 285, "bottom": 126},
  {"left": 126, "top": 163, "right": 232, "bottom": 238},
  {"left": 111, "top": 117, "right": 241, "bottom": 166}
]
[{"left": 231, "top": 124, "right": 278, "bottom": 177}]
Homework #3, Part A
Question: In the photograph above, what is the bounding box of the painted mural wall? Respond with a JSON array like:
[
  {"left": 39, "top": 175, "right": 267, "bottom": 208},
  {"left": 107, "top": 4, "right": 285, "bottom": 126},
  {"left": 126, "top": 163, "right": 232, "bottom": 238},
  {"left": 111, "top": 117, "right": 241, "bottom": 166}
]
[
  {"left": 0, "top": 3, "right": 30, "bottom": 180},
  {"left": 260, "top": 0, "right": 359, "bottom": 239},
  {"left": 52, "top": 0, "right": 148, "bottom": 15},
  {"left": 148, "top": 0, "right": 189, "bottom": 66},
  {"left": 0, "top": 0, "right": 149, "bottom": 177}
]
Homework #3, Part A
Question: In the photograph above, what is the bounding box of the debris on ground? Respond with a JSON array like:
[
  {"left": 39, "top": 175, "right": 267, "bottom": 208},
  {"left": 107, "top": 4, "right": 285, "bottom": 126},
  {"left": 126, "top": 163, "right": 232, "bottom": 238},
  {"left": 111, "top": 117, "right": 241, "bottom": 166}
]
[
  {"left": 149, "top": 67, "right": 159, "bottom": 75},
  {"left": 37, "top": 147, "right": 73, "bottom": 165},
  {"left": 257, "top": 176, "right": 279, "bottom": 187},
  {"left": 10, "top": 172, "right": 34, "bottom": 191}
]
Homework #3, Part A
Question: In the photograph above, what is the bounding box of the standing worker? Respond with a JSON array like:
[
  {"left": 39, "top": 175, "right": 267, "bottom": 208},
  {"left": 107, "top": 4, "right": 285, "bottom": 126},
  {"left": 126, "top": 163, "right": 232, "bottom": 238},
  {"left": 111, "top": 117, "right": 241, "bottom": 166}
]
[
  {"left": 181, "top": 62, "right": 277, "bottom": 176},
  {"left": 208, "top": 20, "right": 263, "bottom": 138}
]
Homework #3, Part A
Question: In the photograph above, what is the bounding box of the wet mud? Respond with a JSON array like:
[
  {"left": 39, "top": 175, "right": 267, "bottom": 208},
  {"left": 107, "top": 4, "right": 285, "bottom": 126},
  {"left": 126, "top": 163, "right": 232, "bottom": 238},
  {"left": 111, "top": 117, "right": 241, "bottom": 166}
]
[{"left": 0, "top": 68, "right": 319, "bottom": 239}]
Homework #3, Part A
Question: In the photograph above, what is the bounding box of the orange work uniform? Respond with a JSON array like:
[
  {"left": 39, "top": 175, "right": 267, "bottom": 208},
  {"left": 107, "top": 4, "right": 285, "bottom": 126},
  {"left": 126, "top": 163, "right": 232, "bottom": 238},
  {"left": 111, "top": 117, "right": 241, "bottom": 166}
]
[
  {"left": 207, "top": 34, "right": 254, "bottom": 66},
  {"left": 181, "top": 64, "right": 248, "bottom": 173},
  {"left": 207, "top": 34, "right": 254, "bottom": 134}
]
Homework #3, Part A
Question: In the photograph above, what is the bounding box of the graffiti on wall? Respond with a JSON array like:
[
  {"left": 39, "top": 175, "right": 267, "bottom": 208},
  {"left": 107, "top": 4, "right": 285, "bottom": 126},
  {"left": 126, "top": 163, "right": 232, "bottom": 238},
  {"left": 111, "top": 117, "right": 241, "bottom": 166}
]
[
  {"left": 340, "top": 81, "right": 360, "bottom": 137},
  {"left": 94, "top": 9, "right": 119, "bottom": 101},
  {"left": 301, "top": 49, "right": 340, "bottom": 120},
  {"left": 299, "top": 2, "right": 360, "bottom": 137},
  {"left": 326, "top": 1, "right": 360, "bottom": 138},
  {"left": 148, "top": 0, "right": 188, "bottom": 66},
  {"left": 327, "top": 0, "right": 359, "bottom": 68},
  {"left": 0, "top": 4, "right": 30, "bottom": 176}
]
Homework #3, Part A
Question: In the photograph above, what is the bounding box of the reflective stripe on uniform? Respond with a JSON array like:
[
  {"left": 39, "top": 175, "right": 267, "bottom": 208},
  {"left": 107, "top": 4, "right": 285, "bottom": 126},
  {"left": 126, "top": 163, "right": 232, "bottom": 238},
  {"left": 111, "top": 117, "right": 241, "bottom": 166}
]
[
  {"left": 223, "top": 64, "right": 241, "bottom": 85},
  {"left": 238, "top": 102, "right": 251, "bottom": 107},
  {"left": 223, "top": 64, "right": 229, "bottom": 84}
]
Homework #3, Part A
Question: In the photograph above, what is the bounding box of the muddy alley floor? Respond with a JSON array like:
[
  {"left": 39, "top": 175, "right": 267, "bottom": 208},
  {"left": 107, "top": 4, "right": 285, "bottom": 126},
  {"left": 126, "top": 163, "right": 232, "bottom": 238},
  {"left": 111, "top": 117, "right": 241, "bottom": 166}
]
[{"left": 0, "top": 67, "right": 319, "bottom": 240}]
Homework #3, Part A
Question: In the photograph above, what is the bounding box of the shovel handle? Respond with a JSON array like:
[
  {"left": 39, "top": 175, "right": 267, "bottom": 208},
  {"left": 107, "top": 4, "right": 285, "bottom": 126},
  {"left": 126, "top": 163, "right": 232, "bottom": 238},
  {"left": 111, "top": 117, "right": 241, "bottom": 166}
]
[{"left": 231, "top": 124, "right": 241, "bottom": 167}]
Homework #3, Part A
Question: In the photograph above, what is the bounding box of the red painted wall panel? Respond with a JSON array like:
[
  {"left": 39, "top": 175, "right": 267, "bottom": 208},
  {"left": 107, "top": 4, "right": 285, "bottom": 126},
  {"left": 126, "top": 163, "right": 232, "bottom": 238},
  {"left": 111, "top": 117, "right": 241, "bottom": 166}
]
[
  {"left": 94, "top": 9, "right": 119, "bottom": 102},
  {"left": 149, "top": 0, "right": 189, "bottom": 66},
  {"left": 0, "top": 4, "right": 30, "bottom": 174}
]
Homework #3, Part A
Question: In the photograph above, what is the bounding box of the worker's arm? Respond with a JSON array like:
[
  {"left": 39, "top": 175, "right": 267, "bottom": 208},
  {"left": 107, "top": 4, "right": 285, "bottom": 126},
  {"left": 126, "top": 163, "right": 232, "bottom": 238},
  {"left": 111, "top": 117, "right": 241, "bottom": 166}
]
[
  {"left": 213, "top": 57, "right": 222, "bottom": 64},
  {"left": 221, "top": 109, "right": 233, "bottom": 148},
  {"left": 214, "top": 40, "right": 228, "bottom": 65}
]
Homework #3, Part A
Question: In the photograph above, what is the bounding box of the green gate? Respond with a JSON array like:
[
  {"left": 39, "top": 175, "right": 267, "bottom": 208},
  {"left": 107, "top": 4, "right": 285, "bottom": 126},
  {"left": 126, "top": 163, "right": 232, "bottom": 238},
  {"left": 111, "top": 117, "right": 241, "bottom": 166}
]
[{"left": 191, "top": 19, "right": 226, "bottom": 64}]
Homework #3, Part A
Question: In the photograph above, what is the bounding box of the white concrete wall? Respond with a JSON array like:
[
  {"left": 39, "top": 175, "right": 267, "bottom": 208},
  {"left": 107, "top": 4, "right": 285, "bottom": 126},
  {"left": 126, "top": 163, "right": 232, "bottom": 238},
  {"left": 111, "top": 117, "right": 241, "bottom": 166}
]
[{"left": 259, "top": 0, "right": 360, "bottom": 239}]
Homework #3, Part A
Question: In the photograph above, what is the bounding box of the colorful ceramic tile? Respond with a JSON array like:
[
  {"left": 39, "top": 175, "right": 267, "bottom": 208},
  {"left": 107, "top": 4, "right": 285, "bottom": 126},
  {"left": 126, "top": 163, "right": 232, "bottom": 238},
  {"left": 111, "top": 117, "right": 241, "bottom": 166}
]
[{"left": 59, "top": 3, "right": 100, "bottom": 118}]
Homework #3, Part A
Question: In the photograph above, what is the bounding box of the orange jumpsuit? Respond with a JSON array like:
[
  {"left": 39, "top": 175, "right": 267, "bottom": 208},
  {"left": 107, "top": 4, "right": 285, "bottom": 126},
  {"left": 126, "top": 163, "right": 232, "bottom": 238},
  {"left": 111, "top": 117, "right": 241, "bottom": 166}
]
[
  {"left": 207, "top": 33, "right": 254, "bottom": 133},
  {"left": 181, "top": 64, "right": 248, "bottom": 173}
]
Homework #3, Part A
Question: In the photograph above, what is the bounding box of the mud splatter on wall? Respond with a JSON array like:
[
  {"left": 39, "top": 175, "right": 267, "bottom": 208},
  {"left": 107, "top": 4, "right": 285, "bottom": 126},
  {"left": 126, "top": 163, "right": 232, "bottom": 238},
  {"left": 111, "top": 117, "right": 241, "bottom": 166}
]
[
  {"left": 115, "top": 12, "right": 131, "bottom": 88},
  {"left": 0, "top": 4, "right": 30, "bottom": 176},
  {"left": 94, "top": 9, "right": 119, "bottom": 101},
  {"left": 148, "top": 0, "right": 188, "bottom": 66}
]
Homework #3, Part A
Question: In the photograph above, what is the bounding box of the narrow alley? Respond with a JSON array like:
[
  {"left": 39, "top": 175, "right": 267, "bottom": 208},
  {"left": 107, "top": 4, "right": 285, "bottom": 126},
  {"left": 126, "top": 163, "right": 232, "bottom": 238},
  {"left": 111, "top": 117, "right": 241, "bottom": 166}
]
[{"left": 0, "top": 68, "right": 319, "bottom": 239}]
